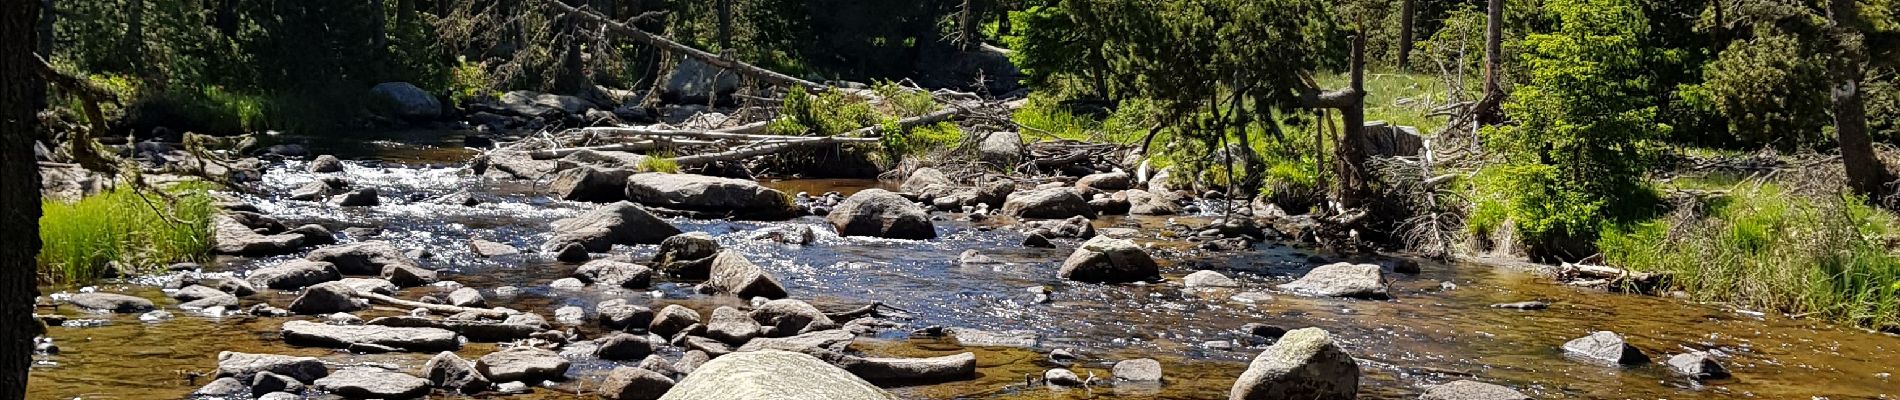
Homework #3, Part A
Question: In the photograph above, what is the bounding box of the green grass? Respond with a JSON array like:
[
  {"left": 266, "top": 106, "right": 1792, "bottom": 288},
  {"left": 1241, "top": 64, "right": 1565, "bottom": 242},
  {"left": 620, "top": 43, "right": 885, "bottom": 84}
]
[
  {"left": 639, "top": 152, "right": 682, "bottom": 173},
  {"left": 1600, "top": 183, "right": 1900, "bottom": 330},
  {"left": 39, "top": 182, "right": 217, "bottom": 284},
  {"left": 1314, "top": 70, "right": 1453, "bottom": 135}
]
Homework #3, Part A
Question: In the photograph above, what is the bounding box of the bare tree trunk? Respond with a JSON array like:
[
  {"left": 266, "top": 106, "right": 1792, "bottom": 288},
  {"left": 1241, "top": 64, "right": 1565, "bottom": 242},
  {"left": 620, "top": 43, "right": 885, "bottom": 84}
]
[
  {"left": 958, "top": 0, "right": 975, "bottom": 51},
  {"left": 996, "top": 0, "right": 1011, "bottom": 37},
  {"left": 1, "top": 0, "right": 47, "bottom": 398},
  {"left": 1475, "top": 0, "right": 1504, "bottom": 126},
  {"left": 1397, "top": 0, "right": 1415, "bottom": 70},
  {"left": 1337, "top": 32, "right": 1370, "bottom": 206},
  {"left": 553, "top": 7, "right": 589, "bottom": 95},
  {"left": 1829, "top": 0, "right": 1890, "bottom": 200},
  {"left": 716, "top": 0, "right": 731, "bottom": 50}
]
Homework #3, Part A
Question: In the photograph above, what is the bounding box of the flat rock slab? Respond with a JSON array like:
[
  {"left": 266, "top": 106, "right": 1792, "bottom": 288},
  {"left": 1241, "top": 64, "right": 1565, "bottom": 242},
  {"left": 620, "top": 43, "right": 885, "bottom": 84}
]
[
  {"left": 477, "top": 347, "right": 571, "bottom": 383},
  {"left": 1562, "top": 331, "right": 1650, "bottom": 366},
  {"left": 67, "top": 293, "right": 156, "bottom": 313},
  {"left": 314, "top": 368, "right": 431, "bottom": 399},
  {"left": 215, "top": 351, "right": 328, "bottom": 383},
  {"left": 1276, "top": 263, "right": 1390, "bottom": 300},
  {"left": 281, "top": 320, "right": 460, "bottom": 352},
  {"left": 660, "top": 350, "right": 897, "bottom": 400},
  {"left": 1420, "top": 380, "right": 1531, "bottom": 400}
]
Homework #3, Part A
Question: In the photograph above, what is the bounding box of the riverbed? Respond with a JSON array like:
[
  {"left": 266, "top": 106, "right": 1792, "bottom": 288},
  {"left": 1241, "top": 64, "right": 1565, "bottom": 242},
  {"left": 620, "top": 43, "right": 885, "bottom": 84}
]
[{"left": 27, "top": 135, "right": 1900, "bottom": 399}]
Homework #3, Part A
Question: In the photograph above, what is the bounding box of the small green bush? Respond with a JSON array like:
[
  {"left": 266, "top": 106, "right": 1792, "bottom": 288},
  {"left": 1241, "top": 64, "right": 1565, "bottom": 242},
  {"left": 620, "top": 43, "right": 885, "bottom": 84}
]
[
  {"left": 768, "top": 86, "right": 880, "bottom": 137},
  {"left": 639, "top": 152, "right": 681, "bottom": 173},
  {"left": 40, "top": 182, "right": 216, "bottom": 284}
]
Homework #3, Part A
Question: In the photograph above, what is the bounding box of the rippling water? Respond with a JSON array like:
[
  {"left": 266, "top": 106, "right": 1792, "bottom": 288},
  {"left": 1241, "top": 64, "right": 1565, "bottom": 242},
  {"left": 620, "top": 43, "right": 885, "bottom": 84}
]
[{"left": 27, "top": 139, "right": 1900, "bottom": 399}]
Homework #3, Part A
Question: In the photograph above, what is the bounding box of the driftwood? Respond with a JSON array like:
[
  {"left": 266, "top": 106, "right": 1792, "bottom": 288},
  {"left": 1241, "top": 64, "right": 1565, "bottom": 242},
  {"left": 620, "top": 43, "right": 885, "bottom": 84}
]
[
  {"left": 1559, "top": 262, "right": 1669, "bottom": 293},
  {"left": 582, "top": 127, "right": 880, "bottom": 143},
  {"left": 667, "top": 107, "right": 959, "bottom": 166},
  {"left": 355, "top": 291, "right": 516, "bottom": 319}
]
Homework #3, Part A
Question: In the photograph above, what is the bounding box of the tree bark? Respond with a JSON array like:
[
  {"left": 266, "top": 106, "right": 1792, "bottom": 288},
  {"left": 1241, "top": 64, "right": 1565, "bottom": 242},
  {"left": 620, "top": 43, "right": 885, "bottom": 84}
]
[
  {"left": 1, "top": 0, "right": 47, "bottom": 398},
  {"left": 1337, "top": 32, "right": 1370, "bottom": 206},
  {"left": 1397, "top": 0, "right": 1415, "bottom": 70},
  {"left": 959, "top": 0, "right": 975, "bottom": 51},
  {"left": 34, "top": 0, "right": 50, "bottom": 58},
  {"left": 1828, "top": 0, "right": 1890, "bottom": 200},
  {"left": 1476, "top": 0, "right": 1504, "bottom": 126},
  {"left": 716, "top": 0, "right": 732, "bottom": 50}
]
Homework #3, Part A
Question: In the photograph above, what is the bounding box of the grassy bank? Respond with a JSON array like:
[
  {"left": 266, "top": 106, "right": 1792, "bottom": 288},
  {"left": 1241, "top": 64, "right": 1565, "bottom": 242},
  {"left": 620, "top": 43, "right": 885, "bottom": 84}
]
[
  {"left": 39, "top": 182, "right": 217, "bottom": 284},
  {"left": 1599, "top": 182, "right": 1900, "bottom": 330}
]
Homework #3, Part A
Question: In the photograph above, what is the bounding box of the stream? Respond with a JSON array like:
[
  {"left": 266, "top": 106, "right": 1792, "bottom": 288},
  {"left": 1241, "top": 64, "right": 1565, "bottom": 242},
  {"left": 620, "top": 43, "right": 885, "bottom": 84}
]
[{"left": 26, "top": 132, "right": 1900, "bottom": 399}]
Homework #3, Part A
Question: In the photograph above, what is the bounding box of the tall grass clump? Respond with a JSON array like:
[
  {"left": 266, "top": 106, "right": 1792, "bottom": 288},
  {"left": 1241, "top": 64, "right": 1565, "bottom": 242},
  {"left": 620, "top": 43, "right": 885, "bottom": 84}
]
[
  {"left": 1600, "top": 183, "right": 1900, "bottom": 330},
  {"left": 39, "top": 182, "right": 217, "bottom": 284}
]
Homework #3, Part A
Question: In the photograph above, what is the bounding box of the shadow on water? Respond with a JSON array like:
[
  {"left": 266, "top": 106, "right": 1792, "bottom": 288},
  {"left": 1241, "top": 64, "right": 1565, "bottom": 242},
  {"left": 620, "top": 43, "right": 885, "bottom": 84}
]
[{"left": 27, "top": 135, "right": 1900, "bottom": 399}]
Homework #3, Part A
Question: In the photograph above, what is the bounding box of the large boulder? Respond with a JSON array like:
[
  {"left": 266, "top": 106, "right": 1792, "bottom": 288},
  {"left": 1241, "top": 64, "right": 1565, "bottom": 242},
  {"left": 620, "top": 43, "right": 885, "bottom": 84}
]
[
  {"left": 423, "top": 351, "right": 491, "bottom": 394},
  {"left": 288, "top": 281, "right": 365, "bottom": 314},
  {"left": 654, "top": 232, "right": 721, "bottom": 278},
  {"left": 658, "top": 350, "right": 898, "bottom": 400},
  {"left": 212, "top": 215, "right": 307, "bottom": 256},
  {"left": 900, "top": 168, "right": 954, "bottom": 194},
  {"left": 369, "top": 82, "right": 443, "bottom": 120},
  {"left": 1002, "top": 188, "right": 1096, "bottom": 219},
  {"left": 1276, "top": 263, "right": 1390, "bottom": 300},
  {"left": 215, "top": 352, "right": 328, "bottom": 383},
  {"left": 1419, "top": 380, "right": 1531, "bottom": 400},
  {"left": 576, "top": 260, "right": 655, "bottom": 289},
  {"left": 1058, "top": 236, "right": 1160, "bottom": 283},
  {"left": 66, "top": 292, "right": 155, "bottom": 313},
  {"left": 826, "top": 189, "right": 936, "bottom": 240},
  {"left": 704, "top": 250, "right": 788, "bottom": 299},
  {"left": 978, "top": 132, "right": 1024, "bottom": 167},
  {"left": 553, "top": 166, "right": 636, "bottom": 202},
  {"left": 650, "top": 304, "right": 703, "bottom": 338},
  {"left": 281, "top": 320, "right": 460, "bottom": 352},
  {"left": 662, "top": 57, "right": 742, "bottom": 104},
  {"left": 476, "top": 347, "right": 571, "bottom": 383},
  {"left": 248, "top": 260, "right": 342, "bottom": 290},
  {"left": 305, "top": 241, "right": 420, "bottom": 276},
  {"left": 314, "top": 368, "right": 432, "bottom": 399},
  {"left": 596, "top": 333, "right": 659, "bottom": 361},
  {"left": 1666, "top": 351, "right": 1730, "bottom": 380},
  {"left": 1229, "top": 327, "right": 1358, "bottom": 400},
  {"left": 545, "top": 202, "right": 682, "bottom": 252},
  {"left": 1125, "top": 189, "right": 1182, "bottom": 215},
  {"left": 705, "top": 306, "right": 762, "bottom": 344},
  {"left": 748, "top": 299, "right": 836, "bottom": 337},
  {"left": 601, "top": 367, "right": 675, "bottom": 400},
  {"left": 1075, "top": 171, "right": 1133, "bottom": 193},
  {"left": 1562, "top": 331, "right": 1650, "bottom": 365},
  {"left": 624, "top": 173, "right": 794, "bottom": 220}
]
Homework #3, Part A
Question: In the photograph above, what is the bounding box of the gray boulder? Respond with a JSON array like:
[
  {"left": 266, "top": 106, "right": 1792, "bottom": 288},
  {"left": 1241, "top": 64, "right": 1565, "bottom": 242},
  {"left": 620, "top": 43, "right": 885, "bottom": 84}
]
[
  {"left": 978, "top": 132, "right": 1023, "bottom": 166},
  {"left": 749, "top": 299, "right": 836, "bottom": 337},
  {"left": 1561, "top": 331, "right": 1650, "bottom": 365},
  {"left": 1125, "top": 189, "right": 1182, "bottom": 215},
  {"left": 250, "top": 371, "right": 305, "bottom": 396},
  {"left": 545, "top": 202, "right": 682, "bottom": 252},
  {"left": 1075, "top": 171, "right": 1133, "bottom": 193},
  {"left": 1276, "top": 263, "right": 1390, "bottom": 300},
  {"left": 308, "top": 155, "right": 345, "bottom": 173},
  {"left": 706, "top": 306, "right": 762, "bottom": 344},
  {"left": 1184, "top": 270, "right": 1241, "bottom": 288},
  {"left": 826, "top": 189, "right": 936, "bottom": 240},
  {"left": 382, "top": 263, "right": 438, "bottom": 288},
  {"left": 624, "top": 173, "right": 794, "bottom": 220},
  {"left": 305, "top": 241, "right": 420, "bottom": 276},
  {"left": 314, "top": 368, "right": 432, "bottom": 399},
  {"left": 192, "top": 377, "right": 247, "bottom": 397},
  {"left": 553, "top": 165, "right": 635, "bottom": 202},
  {"left": 216, "top": 351, "right": 327, "bottom": 383},
  {"left": 448, "top": 288, "right": 486, "bottom": 307},
  {"left": 705, "top": 250, "right": 788, "bottom": 299},
  {"left": 1419, "top": 380, "right": 1531, "bottom": 400},
  {"left": 476, "top": 347, "right": 571, "bottom": 383},
  {"left": 595, "top": 333, "right": 657, "bottom": 361},
  {"left": 67, "top": 292, "right": 155, "bottom": 313},
  {"left": 651, "top": 304, "right": 702, "bottom": 338},
  {"left": 281, "top": 320, "right": 459, "bottom": 352},
  {"left": 1229, "top": 327, "right": 1358, "bottom": 400},
  {"left": 598, "top": 299, "right": 654, "bottom": 331},
  {"left": 1058, "top": 236, "right": 1160, "bottom": 283},
  {"left": 1112, "top": 358, "right": 1163, "bottom": 382},
  {"left": 370, "top": 82, "right": 443, "bottom": 120},
  {"left": 288, "top": 281, "right": 364, "bottom": 314},
  {"left": 576, "top": 259, "right": 654, "bottom": 289},
  {"left": 900, "top": 168, "right": 954, "bottom": 194},
  {"left": 654, "top": 232, "right": 721, "bottom": 278},
  {"left": 662, "top": 57, "right": 741, "bottom": 104},
  {"left": 601, "top": 366, "right": 675, "bottom": 400},
  {"left": 336, "top": 277, "right": 398, "bottom": 296},
  {"left": 1002, "top": 187, "right": 1095, "bottom": 219},
  {"left": 212, "top": 215, "right": 307, "bottom": 256},
  {"left": 659, "top": 350, "right": 897, "bottom": 400},
  {"left": 423, "top": 350, "right": 491, "bottom": 394},
  {"left": 334, "top": 188, "right": 380, "bottom": 207},
  {"left": 1666, "top": 351, "right": 1729, "bottom": 379}
]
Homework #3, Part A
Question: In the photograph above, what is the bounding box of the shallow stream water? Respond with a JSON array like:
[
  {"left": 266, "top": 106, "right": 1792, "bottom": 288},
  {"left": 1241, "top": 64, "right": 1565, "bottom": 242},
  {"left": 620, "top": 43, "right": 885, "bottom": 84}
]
[{"left": 26, "top": 133, "right": 1900, "bottom": 399}]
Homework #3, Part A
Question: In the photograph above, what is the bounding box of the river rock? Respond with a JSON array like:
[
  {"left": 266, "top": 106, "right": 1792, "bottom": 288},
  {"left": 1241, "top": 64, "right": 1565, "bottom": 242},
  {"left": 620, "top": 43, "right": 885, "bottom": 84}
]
[
  {"left": 213, "top": 277, "right": 258, "bottom": 297},
  {"left": 315, "top": 368, "right": 431, "bottom": 399},
  {"left": 624, "top": 173, "right": 795, "bottom": 220},
  {"left": 1003, "top": 187, "right": 1096, "bottom": 219},
  {"left": 596, "top": 333, "right": 658, "bottom": 361},
  {"left": 64, "top": 292, "right": 153, "bottom": 313},
  {"left": 749, "top": 299, "right": 836, "bottom": 337},
  {"left": 282, "top": 320, "right": 458, "bottom": 351},
  {"left": 1044, "top": 368, "right": 1084, "bottom": 386},
  {"left": 651, "top": 304, "right": 702, "bottom": 338},
  {"left": 1185, "top": 270, "right": 1241, "bottom": 288},
  {"left": 979, "top": 132, "right": 1024, "bottom": 166},
  {"left": 1276, "top": 263, "right": 1390, "bottom": 300},
  {"left": 1666, "top": 351, "right": 1729, "bottom": 379},
  {"left": 424, "top": 350, "right": 492, "bottom": 394},
  {"left": 1113, "top": 358, "right": 1164, "bottom": 382},
  {"left": 448, "top": 288, "right": 487, "bottom": 307},
  {"left": 1058, "top": 236, "right": 1160, "bottom": 283},
  {"left": 334, "top": 188, "right": 380, "bottom": 207},
  {"left": 945, "top": 328, "right": 1040, "bottom": 348},
  {"left": 546, "top": 202, "right": 682, "bottom": 252},
  {"left": 707, "top": 306, "right": 762, "bottom": 344},
  {"left": 1229, "top": 327, "right": 1358, "bottom": 400},
  {"left": 171, "top": 285, "right": 226, "bottom": 302},
  {"left": 705, "top": 250, "right": 788, "bottom": 299},
  {"left": 1561, "top": 331, "right": 1650, "bottom": 365},
  {"left": 192, "top": 377, "right": 248, "bottom": 397},
  {"left": 653, "top": 232, "right": 721, "bottom": 278},
  {"left": 1125, "top": 189, "right": 1182, "bottom": 215},
  {"left": 1419, "top": 380, "right": 1530, "bottom": 400},
  {"left": 826, "top": 189, "right": 936, "bottom": 240},
  {"left": 306, "top": 241, "right": 420, "bottom": 276},
  {"left": 288, "top": 281, "right": 365, "bottom": 314},
  {"left": 382, "top": 263, "right": 438, "bottom": 288},
  {"left": 735, "top": 329, "right": 855, "bottom": 354},
  {"left": 661, "top": 349, "right": 898, "bottom": 400},
  {"left": 213, "top": 215, "right": 308, "bottom": 256},
  {"left": 662, "top": 57, "right": 741, "bottom": 104},
  {"left": 902, "top": 168, "right": 954, "bottom": 193},
  {"left": 470, "top": 239, "right": 520, "bottom": 257},
  {"left": 336, "top": 277, "right": 397, "bottom": 296},
  {"left": 308, "top": 154, "right": 344, "bottom": 173},
  {"left": 1076, "top": 171, "right": 1133, "bottom": 193},
  {"left": 555, "top": 242, "right": 591, "bottom": 262},
  {"left": 576, "top": 259, "right": 654, "bottom": 289},
  {"left": 250, "top": 371, "right": 305, "bottom": 396},
  {"left": 216, "top": 351, "right": 328, "bottom": 383},
  {"left": 370, "top": 82, "right": 443, "bottom": 120},
  {"left": 1489, "top": 301, "right": 1550, "bottom": 310},
  {"left": 477, "top": 347, "right": 571, "bottom": 383},
  {"left": 1021, "top": 232, "right": 1054, "bottom": 248},
  {"left": 683, "top": 336, "right": 734, "bottom": 357},
  {"left": 179, "top": 292, "right": 239, "bottom": 310},
  {"left": 250, "top": 260, "right": 343, "bottom": 290},
  {"left": 553, "top": 165, "right": 636, "bottom": 203},
  {"left": 598, "top": 299, "right": 655, "bottom": 331},
  {"left": 601, "top": 366, "right": 675, "bottom": 400}
]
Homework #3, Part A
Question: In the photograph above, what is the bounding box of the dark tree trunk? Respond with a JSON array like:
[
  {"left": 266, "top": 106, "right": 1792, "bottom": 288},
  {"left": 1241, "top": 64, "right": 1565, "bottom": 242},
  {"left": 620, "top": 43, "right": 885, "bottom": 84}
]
[
  {"left": 553, "top": 8, "right": 589, "bottom": 95},
  {"left": 35, "top": 0, "right": 50, "bottom": 58},
  {"left": 1338, "top": 32, "right": 1370, "bottom": 206},
  {"left": 1, "top": 0, "right": 47, "bottom": 398},
  {"left": 124, "top": 0, "right": 144, "bottom": 74},
  {"left": 1476, "top": 0, "right": 1504, "bottom": 126},
  {"left": 958, "top": 0, "right": 975, "bottom": 51},
  {"left": 215, "top": 0, "right": 239, "bottom": 38},
  {"left": 1829, "top": 0, "right": 1890, "bottom": 200},
  {"left": 370, "top": 0, "right": 387, "bottom": 51},
  {"left": 716, "top": 0, "right": 731, "bottom": 50},
  {"left": 995, "top": 0, "right": 1011, "bottom": 37},
  {"left": 1397, "top": 0, "right": 1415, "bottom": 70}
]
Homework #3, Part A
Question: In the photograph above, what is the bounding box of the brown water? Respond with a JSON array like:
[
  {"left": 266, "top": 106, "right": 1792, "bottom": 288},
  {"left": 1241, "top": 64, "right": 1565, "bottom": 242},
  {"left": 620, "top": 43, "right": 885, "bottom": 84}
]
[{"left": 27, "top": 137, "right": 1900, "bottom": 399}]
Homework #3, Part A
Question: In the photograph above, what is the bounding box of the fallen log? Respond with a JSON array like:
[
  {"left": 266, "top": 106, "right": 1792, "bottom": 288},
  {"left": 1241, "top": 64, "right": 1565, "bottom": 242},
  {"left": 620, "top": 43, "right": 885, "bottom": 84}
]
[
  {"left": 666, "top": 107, "right": 960, "bottom": 166},
  {"left": 355, "top": 291, "right": 515, "bottom": 319},
  {"left": 541, "top": 0, "right": 828, "bottom": 92},
  {"left": 581, "top": 127, "right": 880, "bottom": 143}
]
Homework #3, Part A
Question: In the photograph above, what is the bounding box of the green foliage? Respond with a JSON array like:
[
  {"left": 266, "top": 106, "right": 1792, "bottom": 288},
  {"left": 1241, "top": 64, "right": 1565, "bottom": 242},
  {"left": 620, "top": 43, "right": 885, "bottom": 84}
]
[
  {"left": 1482, "top": 0, "right": 1664, "bottom": 258},
  {"left": 39, "top": 182, "right": 216, "bottom": 284},
  {"left": 1679, "top": 34, "right": 1832, "bottom": 149},
  {"left": 882, "top": 121, "right": 965, "bottom": 158},
  {"left": 639, "top": 153, "right": 682, "bottom": 173},
  {"left": 447, "top": 58, "right": 495, "bottom": 105},
  {"left": 1601, "top": 184, "right": 1900, "bottom": 330},
  {"left": 1010, "top": 93, "right": 1155, "bottom": 143},
  {"left": 874, "top": 81, "right": 938, "bottom": 117},
  {"left": 767, "top": 86, "right": 881, "bottom": 136}
]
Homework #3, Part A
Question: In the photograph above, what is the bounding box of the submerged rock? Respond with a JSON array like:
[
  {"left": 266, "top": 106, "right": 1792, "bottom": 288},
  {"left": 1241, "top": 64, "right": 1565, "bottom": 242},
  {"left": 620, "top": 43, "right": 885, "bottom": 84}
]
[
  {"left": 1562, "top": 331, "right": 1650, "bottom": 366},
  {"left": 624, "top": 173, "right": 795, "bottom": 220},
  {"left": 704, "top": 250, "right": 788, "bottom": 299},
  {"left": 1002, "top": 187, "right": 1096, "bottom": 220},
  {"left": 661, "top": 350, "right": 898, "bottom": 400},
  {"left": 1666, "top": 351, "right": 1729, "bottom": 379},
  {"left": 545, "top": 201, "right": 682, "bottom": 252},
  {"left": 66, "top": 292, "right": 155, "bottom": 313},
  {"left": 826, "top": 189, "right": 936, "bottom": 240},
  {"left": 1058, "top": 236, "right": 1160, "bottom": 283},
  {"left": 1419, "top": 380, "right": 1530, "bottom": 400},
  {"left": 1276, "top": 263, "right": 1390, "bottom": 300},
  {"left": 1229, "top": 327, "right": 1358, "bottom": 400},
  {"left": 314, "top": 368, "right": 431, "bottom": 399}
]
